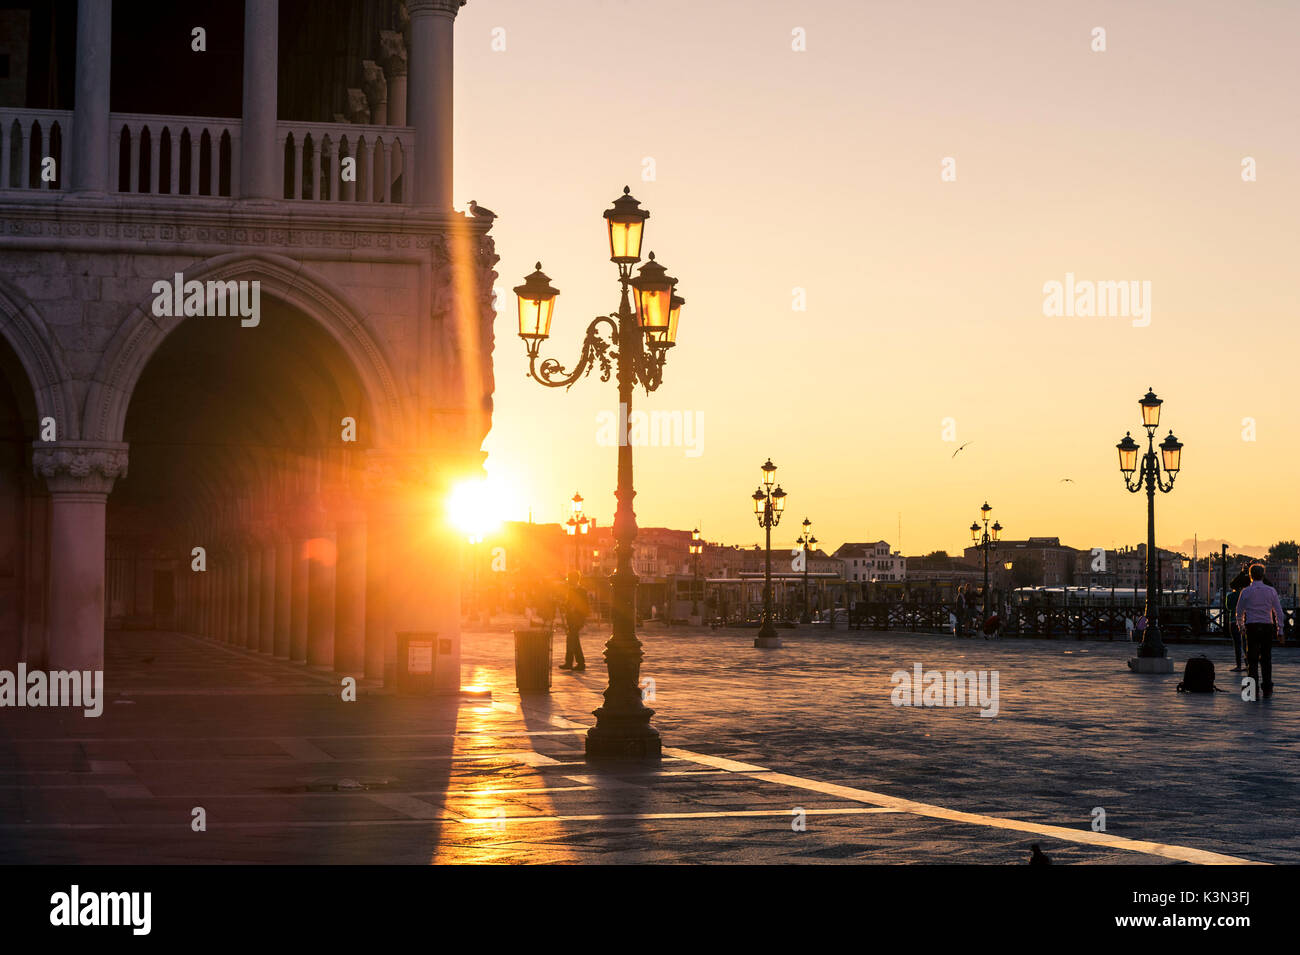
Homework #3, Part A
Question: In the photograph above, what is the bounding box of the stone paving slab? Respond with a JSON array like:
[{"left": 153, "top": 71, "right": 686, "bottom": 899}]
[{"left": 0, "top": 626, "right": 1291, "bottom": 864}]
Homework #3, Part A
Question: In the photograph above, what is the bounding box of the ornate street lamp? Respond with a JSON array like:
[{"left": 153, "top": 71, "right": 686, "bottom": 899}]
[
  {"left": 796, "top": 517, "right": 818, "bottom": 624},
  {"left": 515, "top": 187, "right": 683, "bottom": 762},
  {"left": 969, "top": 502, "right": 1002, "bottom": 621},
  {"left": 1116, "top": 387, "right": 1183, "bottom": 667},
  {"left": 752, "top": 459, "right": 787, "bottom": 648},
  {"left": 565, "top": 492, "right": 591, "bottom": 577},
  {"left": 689, "top": 528, "right": 703, "bottom": 620}
]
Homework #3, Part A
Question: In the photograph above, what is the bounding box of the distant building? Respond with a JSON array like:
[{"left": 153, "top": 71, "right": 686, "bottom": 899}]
[{"left": 833, "top": 541, "right": 906, "bottom": 582}]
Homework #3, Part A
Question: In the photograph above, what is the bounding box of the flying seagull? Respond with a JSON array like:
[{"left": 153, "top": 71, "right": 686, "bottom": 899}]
[
  {"left": 1060, "top": 478, "right": 1075, "bottom": 483},
  {"left": 468, "top": 200, "right": 497, "bottom": 220},
  {"left": 951, "top": 441, "right": 972, "bottom": 459}
]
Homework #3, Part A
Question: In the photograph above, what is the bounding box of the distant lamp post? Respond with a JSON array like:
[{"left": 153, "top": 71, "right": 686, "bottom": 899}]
[
  {"left": 515, "top": 186, "right": 684, "bottom": 762},
  {"left": 689, "top": 528, "right": 703, "bottom": 620},
  {"left": 969, "top": 502, "right": 1001, "bottom": 620},
  {"left": 797, "top": 517, "right": 818, "bottom": 624},
  {"left": 1117, "top": 387, "right": 1183, "bottom": 670},
  {"left": 752, "top": 459, "right": 786, "bottom": 648},
  {"left": 565, "top": 492, "right": 591, "bottom": 576}
]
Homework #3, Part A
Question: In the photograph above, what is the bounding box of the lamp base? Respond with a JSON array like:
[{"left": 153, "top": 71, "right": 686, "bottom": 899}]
[
  {"left": 1127, "top": 656, "right": 1175, "bottom": 674},
  {"left": 585, "top": 723, "right": 662, "bottom": 763}
]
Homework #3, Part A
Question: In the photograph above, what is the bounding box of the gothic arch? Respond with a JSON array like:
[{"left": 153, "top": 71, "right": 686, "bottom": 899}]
[
  {"left": 0, "top": 278, "right": 77, "bottom": 437},
  {"left": 83, "top": 251, "right": 407, "bottom": 445}
]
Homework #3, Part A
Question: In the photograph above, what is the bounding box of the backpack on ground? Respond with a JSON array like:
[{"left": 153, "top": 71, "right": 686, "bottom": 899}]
[{"left": 1177, "top": 655, "right": 1219, "bottom": 693}]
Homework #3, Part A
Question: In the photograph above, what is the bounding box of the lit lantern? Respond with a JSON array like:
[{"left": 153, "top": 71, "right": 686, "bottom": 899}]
[
  {"left": 991, "top": 521, "right": 1002, "bottom": 542},
  {"left": 761, "top": 459, "right": 777, "bottom": 489},
  {"left": 1116, "top": 432, "right": 1140, "bottom": 475},
  {"left": 752, "top": 489, "right": 766, "bottom": 515},
  {"left": 630, "top": 252, "right": 677, "bottom": 338},
  {"left": 1139, "top": 388, "right": 1163, "bottom": 430},
  {"left": 603, "top": 186, "right": 649, "bottom": 263},
  {"left": 1159, "top": 430, "right": 1183, "bottom": 474},
  {"left": 514, "top": 263, "right": 559, "bottom": 343},
  {"left": 772, "top": 486, "right": 786, "bottom": 514},
  {"left": 970, "top": 522, "right": 981, "bottom": 541}
]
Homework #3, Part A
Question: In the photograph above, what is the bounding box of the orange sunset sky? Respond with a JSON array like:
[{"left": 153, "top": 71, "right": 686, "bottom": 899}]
[{"left": 453, "top": 0, "right": 1298, "bottom": 557}]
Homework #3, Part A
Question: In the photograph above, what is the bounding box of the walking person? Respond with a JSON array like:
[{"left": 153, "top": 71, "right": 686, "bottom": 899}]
[
  {"left": 1224, "top": 570, "right": 1249, "bottom": 672},
  {"left": 559, "top": 577, "right": 588, "bottom": 672},
  {"left": 955, "top": 586, "right": 967, "bottom": 637},
  {"left": 1235, "top": 563, "right": 1285, "bottom": 699}
]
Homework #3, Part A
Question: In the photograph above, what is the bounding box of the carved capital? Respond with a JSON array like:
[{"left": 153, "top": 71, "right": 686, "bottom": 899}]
[
  {"left": 407, "top": 0, "right": 466, "bottom": 17},
  {"left": 32, "top": 441, "right": 129, "bottom": 495},
  {"left": 361, "top": 60, "right": 388, "bottom": 107},
  {"left": 378, "top": 31, "right": 408, "bottom": 77},
  {"left": 346, "top": 88, "right": 371, "bottom": 125}
]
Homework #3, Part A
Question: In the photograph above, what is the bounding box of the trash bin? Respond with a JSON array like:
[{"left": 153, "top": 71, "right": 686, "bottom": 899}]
[
  {"left": 514, "top": 628, "right": 553, "bottom": 693},
  {"left": 396, "top": 632, "right": 438, "bottom": 695}
]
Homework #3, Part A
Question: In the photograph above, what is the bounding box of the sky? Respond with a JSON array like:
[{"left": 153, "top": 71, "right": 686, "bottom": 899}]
[{"left": 452, "top": 0, "right": 1299, "bottom": 558}]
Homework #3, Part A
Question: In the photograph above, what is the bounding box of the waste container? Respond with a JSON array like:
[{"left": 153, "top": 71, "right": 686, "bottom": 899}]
[
  {"left": 396, "top": 631, "right": 438, "bottom": 695},
  {"left": 514, "top": 628, "right": 553, "bottom": 693}
]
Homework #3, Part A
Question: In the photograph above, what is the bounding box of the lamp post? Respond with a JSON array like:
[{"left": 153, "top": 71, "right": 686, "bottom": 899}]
[
  {"left": 969, "top": 502, "right": 1001, "bottom": 621},
  {"left": 689, "top": 528, "right": 703, "bottom": 622},
  {"left": 565, "top": 492, "right": 591, "bottom": 578},
  {"left": 797, "top": 517, "right": 818, "bottom": 624},
  {"left": 752, "top": 458, "right": 787, "bottom": 648},
  {"left": 515, "top": 186, "right": 684, "bottom": 762},
  {"left": 1116, "top": 387, "right": 1183, "bottom": 669}
]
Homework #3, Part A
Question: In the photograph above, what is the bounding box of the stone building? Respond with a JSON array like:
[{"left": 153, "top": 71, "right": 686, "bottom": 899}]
[{"left": 0, "top": 0, "right": 492, "bottom": 690}]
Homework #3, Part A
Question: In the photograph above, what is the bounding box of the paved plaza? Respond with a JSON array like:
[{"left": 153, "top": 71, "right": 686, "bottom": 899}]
[{"left": 0, "top": 624, "right": 1294, "bottom": 864}]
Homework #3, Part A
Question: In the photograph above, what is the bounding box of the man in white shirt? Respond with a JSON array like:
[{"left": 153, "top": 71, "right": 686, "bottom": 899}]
[{"left": 1235, "top": 564, "right": 1286, "bottom": 698}]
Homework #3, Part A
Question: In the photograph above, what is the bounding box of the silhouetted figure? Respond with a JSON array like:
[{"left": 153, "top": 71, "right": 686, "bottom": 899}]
[
  {"left": 1030, "top": 843, "right": 1052, "bottom": 865},
  {"left": 1225, "top": 570, "right": 1249, "bottom": 672},
  {"left": 1236, "top": 563, "right": 1284, "bottom": 699},
  {"left": 559, "top": 581, "right": 588, "bottom": 672}
]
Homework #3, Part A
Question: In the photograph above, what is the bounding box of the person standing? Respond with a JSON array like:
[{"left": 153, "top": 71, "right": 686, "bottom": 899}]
[
  {"left": 559, "top": 577, "right": 588, "bottom": 672},
  {"left": 1235, "top": 563, "right": 1285, "bottom": 698},
  {"left": 1225, "top": 570, "right": 1249, "bottom": 672}
]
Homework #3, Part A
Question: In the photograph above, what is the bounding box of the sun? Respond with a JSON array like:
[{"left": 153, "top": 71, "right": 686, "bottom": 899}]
[{"left": 445, "top": 475, "right": 513, "bottom": 540}]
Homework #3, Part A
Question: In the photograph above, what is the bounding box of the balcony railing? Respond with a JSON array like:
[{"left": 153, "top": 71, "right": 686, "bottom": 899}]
[
  {"left": 0, "top": 108, "right": 69, "bottom": 190},
  {"left": 278, "top": 120, "right": 412, "bottom": 204},
  {"left": 113, "top": 112, "right": 242, "bottom": 197},
  {"left": 0, "top": 107, "right": 414, "bottom": 206}
]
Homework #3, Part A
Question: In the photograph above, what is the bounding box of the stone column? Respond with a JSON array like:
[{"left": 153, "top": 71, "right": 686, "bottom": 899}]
[
  {"left": 241, "top": 0, "right": 279, "bottom": 200},
  {"left": 71, "top": 0, "right": 112, "bottom": 194},
  {"left": 361, "top": 61, "right": 387, "bottom": 126},
  {"left": 406, "top": 0, "right": 463, "bottom": 208},
  {"left": 379, "top": 31, "right": 407, "bottom": 126},
  {"left": 290, "top": 536, "right": 310, "bottom": 662},
  {"left": 365, "top": 451, "right": 461, "bottom": 690},
  {"left": 306, "top": 529, "right": 337, "bottom": 668},
  {"left": 245, "top": 546, "right": 262, "bottom": 649},
  {"left": 259, "top": 540, "right": 276, "bottom": 653},
  {"left": 32, "top": 443, "right": 128, "bottom": 670},
  {"left": 333, "top": 517, "right": 367, "bottom": 675},
  {"left": 237, "top": 551, "right": 250, "bottom": 647},
  {"left": 273, "top": 537, "right": 293, "bottom": 658}
]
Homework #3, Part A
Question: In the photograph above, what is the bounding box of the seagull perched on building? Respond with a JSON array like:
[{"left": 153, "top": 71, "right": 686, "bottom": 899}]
[
  {"left": 468, "top": 200, "right": 497, "bottom": 220},
  {"left": 951, "top": 441, "right": 972, "bottom": 459},
  {"left": 1030, "top": 843, "right": 1053, "bottom": 865}
]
